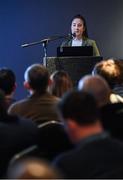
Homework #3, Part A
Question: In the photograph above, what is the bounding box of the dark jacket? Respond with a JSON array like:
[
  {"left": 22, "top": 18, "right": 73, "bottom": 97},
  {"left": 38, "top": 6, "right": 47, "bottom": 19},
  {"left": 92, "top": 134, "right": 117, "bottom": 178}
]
[
  {"left": 53, "top": 133, "right": 123, "bottom": 178},
  {"left": 100, "top": 102, "right": 123, "bottom": 141},
  {"left": 0, "top": 115, "right": 38, "bottom": 177}
]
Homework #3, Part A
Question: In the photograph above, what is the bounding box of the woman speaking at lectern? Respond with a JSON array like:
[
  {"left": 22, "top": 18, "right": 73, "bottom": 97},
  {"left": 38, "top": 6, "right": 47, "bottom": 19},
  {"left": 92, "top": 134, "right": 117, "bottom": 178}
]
[{"left": 61, "top": 14, "right": 100, "bottom": 56}]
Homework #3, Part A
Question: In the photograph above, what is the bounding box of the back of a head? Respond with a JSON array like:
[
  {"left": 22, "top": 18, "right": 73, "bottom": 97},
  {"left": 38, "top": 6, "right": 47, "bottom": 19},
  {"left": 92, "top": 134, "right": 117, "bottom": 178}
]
[
  {"left": 78, "top": 75, "right": 111, "bottom": 107},
  {"left": 24, "top": 64, "right": 49, "bottom": 93},
  {"left": 0, "top": 68, "right": 16, "bottom": 95},
  {"left": 50, "top": 70, "right": 73, "bottom": 97},
  {"left": 0, "top": 89, "right": 8, "bottom": 120},
  {"left": 58, "top": 90, "right": 100, "bottom": 125},
  {"left": 7, "top": 157, "right": 61, "bottom": 179},
  {"left": 92, "top": 59, "right": 123, "bottom": 89}
]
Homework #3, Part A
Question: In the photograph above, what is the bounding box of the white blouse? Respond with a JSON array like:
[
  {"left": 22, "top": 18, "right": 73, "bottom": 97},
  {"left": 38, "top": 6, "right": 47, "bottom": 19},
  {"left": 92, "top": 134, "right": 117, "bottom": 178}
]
[{"left": 72, "top": 39, "right": 83, "bottom": 46}]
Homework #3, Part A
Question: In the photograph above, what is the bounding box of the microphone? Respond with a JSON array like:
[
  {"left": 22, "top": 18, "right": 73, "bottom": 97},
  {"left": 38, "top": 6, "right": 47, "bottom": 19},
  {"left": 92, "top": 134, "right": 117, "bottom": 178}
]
[
  {"left": 65, "top": 33, "right": 76, "bottom": 39},
  {"left": 72, "top": 32, "right": 76, "bottom": 38},
  {"left": 62, "top": 33, "right": 75, "bottom": 40}
]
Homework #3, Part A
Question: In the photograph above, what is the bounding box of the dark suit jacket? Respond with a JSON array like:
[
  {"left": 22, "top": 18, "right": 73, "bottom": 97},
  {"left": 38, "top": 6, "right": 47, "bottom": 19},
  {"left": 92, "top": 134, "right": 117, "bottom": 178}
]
[
  {"left": 0, "top": 115, "right": 38, "bottom": 177},
  {"left": 100, "top": 102, "right": 123, "bottom": 141},
  {"left": 53, "top": 133, "right": 123, "bottom": 178}
]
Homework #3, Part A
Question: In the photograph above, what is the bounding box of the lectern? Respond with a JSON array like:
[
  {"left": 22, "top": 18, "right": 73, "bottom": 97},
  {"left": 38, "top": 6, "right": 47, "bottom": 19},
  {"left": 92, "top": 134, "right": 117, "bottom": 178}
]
[{"left": 44, "top": 56, "right": 103, "bottom": 87}]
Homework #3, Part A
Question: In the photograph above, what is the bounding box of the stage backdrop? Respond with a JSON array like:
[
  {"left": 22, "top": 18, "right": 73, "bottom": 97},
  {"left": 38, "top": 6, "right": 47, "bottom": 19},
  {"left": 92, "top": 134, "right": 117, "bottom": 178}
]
[{"left": 0, "top": 0, "right": 123, "bottom": 99}]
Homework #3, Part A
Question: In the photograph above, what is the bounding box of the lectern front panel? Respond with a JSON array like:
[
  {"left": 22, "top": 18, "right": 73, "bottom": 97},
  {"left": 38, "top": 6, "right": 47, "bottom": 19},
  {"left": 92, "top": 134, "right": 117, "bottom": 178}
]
[{"left": 45, "top": 56, "right": 103, "bottom": 87}]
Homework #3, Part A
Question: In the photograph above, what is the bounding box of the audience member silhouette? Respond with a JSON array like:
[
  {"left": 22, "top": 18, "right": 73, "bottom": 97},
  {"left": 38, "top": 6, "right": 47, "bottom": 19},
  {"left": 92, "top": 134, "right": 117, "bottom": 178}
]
[
  {"left": 78, "top": 75, "right": 123, "bottom": 141},
  {"left": 8, "top": 64, "right": 60, "bottom": 125},
  {"left": 0, "top": 89, "right": 38, "bottom": 177},
  {"left": 78, "top": 75, "right": 111, "bottom": 107},
  {"left": 37, "top": 120, "right": 73, "bottom": 161},
  {"left": 49, "top": 70, "right": 73, "bottom": 97},
  {"left": 92, "top": 59, "right": 123, "bottom": 103},
  {"left": 7, "top": 157, "right": 62, "bottom": 179},
  {"left": 0, "top": 68, "right": 16, "bottom": 108},
  {"left": 53, "top": 90, "right": 123, "bottom": 178}
]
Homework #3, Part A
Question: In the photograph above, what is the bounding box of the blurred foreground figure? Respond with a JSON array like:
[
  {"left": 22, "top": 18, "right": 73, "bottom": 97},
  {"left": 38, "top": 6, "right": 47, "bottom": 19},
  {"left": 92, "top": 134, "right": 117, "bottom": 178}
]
[
  {"left": 53, "top": 90, "right": 123, "bottom": 179},
  {"left": 7, "top": 157, "right": 61, "bottom": 179},
  {"left": 0, "top": 90, "right": 38, "bottom": 177},
  {"left": 78, "top": 75, "right": 123, "bottom": 141}
]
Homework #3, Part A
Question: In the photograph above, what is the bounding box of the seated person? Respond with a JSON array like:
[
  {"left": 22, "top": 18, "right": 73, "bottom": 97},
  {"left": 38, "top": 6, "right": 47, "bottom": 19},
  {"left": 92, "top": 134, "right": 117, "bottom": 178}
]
[
  {"left": 0, "top": 89, "right": 38, "bottom": 177},
  {"left": 8, "top": 64, "right": 60, "bottom": 125},
  {"left": 49, "top": 70, "right": 73, "bottom": 98},
  {"left": 0, "top": 68, "right": 16, "bottom": 108},
  {"left": 92, "top": 59, "right": 123, "bottom": 103},
  {"left": 7, "top": 157, "right": 61, "bottom": 179},
  {"left": 78, "top": 75, "right": 111, "bottom": 107},
  {"left": 78, "top": 75, "right": 123, "bottom": 141},
  {"left": 53, "top": 90, "right": 123, "bottom": 178}
]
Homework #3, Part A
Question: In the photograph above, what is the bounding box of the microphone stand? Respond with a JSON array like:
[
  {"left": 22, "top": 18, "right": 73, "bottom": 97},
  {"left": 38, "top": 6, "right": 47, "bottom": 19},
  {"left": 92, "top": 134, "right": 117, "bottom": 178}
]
[
  {"left": 21, "top": 35, "right": 71, "bottom": 67},
  {"left": 42, "top": 40, "right": 48, "bottom": 66}
]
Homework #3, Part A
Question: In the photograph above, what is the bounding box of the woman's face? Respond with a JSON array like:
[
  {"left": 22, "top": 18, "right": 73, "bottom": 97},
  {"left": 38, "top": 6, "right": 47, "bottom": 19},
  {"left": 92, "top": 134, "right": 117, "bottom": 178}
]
[{"left": 71, "top": 18, "right": 85, "bottom": 39}]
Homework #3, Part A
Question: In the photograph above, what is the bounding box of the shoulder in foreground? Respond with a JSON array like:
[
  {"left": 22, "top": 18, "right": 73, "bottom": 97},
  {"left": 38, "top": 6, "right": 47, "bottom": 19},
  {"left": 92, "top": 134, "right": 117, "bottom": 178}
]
[
  {"left": 53, "top": 146, "right": 75, "bottom": 165},
  {"left": 9, "top": 98, "right": 28, "bottom": 107},
  {"left": 8, "top": 98, "right": 28, "bottom": 113}
]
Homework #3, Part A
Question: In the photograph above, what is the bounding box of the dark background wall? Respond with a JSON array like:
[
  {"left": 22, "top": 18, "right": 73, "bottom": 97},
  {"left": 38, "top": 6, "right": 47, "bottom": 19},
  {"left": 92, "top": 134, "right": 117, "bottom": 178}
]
[{"left": 0, "top": 0, "right": 123, "bottom": 99}]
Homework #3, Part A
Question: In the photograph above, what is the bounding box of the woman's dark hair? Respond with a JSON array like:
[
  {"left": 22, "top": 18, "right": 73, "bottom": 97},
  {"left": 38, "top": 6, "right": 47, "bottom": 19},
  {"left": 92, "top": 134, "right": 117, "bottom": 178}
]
[
  {"left": 0, "top": 89, "right": 18, "bottom": 122},
  {"left": 50, "top": 70, "right": 73, "bottom": 98},
  {"left": 71, "top": 14, "right": 88, "bottom": 38},
  {"left": 0, "top": 89, "right": 9, "bottom": 120},
  {"left": 0, "top": 68, "right": 16, "bottom": 95}
]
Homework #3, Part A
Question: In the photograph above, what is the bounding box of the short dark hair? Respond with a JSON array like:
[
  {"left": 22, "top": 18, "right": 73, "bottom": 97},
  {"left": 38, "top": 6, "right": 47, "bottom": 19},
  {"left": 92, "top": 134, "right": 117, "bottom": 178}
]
[
  {"left": 58, "top": 90, "right": 100, "bottom": 125},
  {"left": 71, "top": 14, "right": 88, "bottom": 38},
  {"left": 0, "top": 68, "right": 16, "bottom": 95},
  {"left": 24, "top": 64, "right": 49, "bottom": 93}
]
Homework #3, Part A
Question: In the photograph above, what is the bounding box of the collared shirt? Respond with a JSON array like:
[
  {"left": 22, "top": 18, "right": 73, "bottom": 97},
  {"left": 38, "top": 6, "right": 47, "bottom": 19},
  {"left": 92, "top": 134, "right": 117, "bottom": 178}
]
[{"left": 72, "top": 39, "right": 83, "bottom": 46}]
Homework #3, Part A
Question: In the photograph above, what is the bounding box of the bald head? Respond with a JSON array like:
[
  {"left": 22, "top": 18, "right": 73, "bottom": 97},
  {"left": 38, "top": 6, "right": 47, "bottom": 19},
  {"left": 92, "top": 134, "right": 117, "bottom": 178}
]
[{"left": 78, "top": 75, "right": 111, "bottom": 107}]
